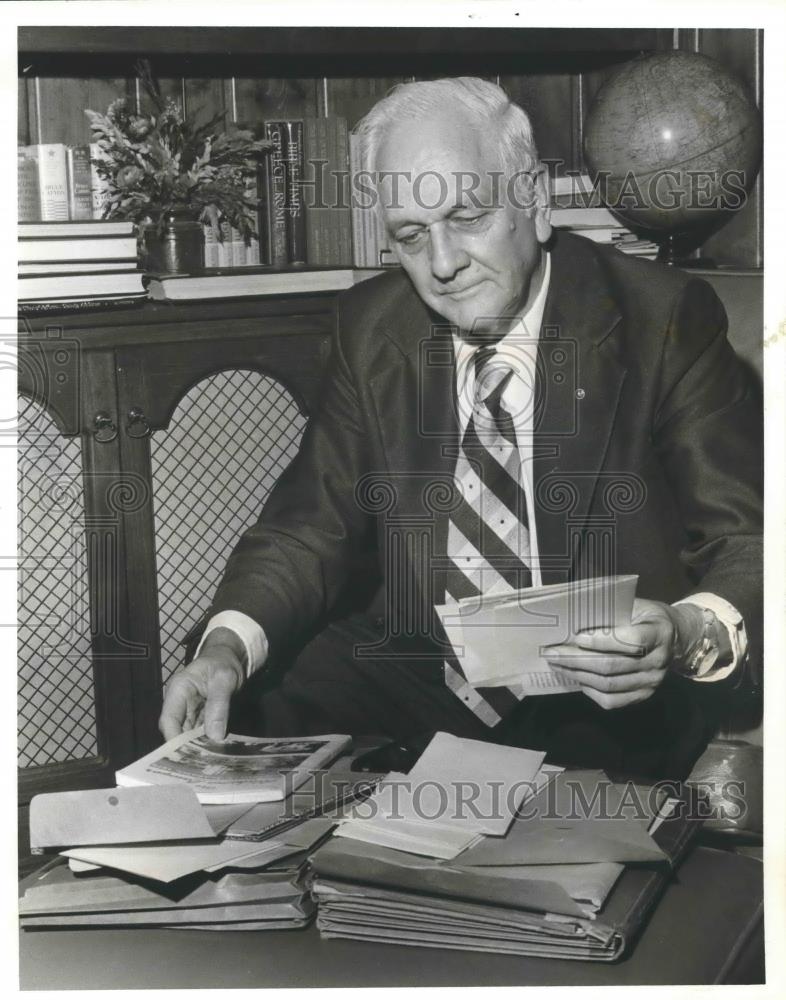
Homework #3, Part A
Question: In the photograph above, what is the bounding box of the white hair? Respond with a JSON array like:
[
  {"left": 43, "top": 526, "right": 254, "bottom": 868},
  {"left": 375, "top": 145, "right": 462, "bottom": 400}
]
[{"left": 354, "top": 76, "right": 540, "bottom": 178}]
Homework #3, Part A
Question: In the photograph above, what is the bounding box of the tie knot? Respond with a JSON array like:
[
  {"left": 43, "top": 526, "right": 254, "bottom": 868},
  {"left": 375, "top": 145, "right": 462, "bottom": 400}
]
[{"left": 473, "top": 347, "right": 513, "bottom": 409}]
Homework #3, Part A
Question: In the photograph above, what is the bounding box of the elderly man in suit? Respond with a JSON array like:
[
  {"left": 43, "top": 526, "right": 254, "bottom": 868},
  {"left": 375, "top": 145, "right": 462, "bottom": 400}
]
[{"left": 160, "top": 78, "right": 761, "bottom": 778}]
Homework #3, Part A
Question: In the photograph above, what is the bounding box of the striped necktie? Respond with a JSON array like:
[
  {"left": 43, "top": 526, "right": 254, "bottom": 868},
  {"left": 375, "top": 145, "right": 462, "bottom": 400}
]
[{"left": 443, "top": 345, "right": 533, "bottom": 727}]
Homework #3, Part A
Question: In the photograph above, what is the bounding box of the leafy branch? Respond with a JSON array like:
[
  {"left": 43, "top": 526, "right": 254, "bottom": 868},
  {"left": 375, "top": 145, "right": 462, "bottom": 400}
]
[{"left": 85, "top": 59, "right": 272, "bottom": 240}]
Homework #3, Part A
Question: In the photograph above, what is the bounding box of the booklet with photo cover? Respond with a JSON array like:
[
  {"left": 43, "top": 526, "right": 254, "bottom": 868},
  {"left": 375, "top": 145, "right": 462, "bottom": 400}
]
[{"left": 116, "top": 728, "right": 352, "bottom": 804}]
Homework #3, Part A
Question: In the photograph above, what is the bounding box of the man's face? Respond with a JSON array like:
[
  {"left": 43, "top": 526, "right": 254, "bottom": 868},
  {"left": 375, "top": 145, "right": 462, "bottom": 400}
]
[{"left": 375, "top": 113, "right": 552, "bottom": 339}]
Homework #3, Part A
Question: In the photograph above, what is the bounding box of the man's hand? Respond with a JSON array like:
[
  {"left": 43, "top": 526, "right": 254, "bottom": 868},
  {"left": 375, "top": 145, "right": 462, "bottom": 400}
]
[
  {"left": 544, "top": 598, "right": 705, "bottom": 710},
  {"left": 158, "top": 629, "right": 246, "bottom": 742}
]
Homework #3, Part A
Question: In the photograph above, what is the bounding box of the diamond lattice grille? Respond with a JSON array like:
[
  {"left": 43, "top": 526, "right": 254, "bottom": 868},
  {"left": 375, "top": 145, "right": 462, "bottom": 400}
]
[
  {"left": 150, "top": 369, "right": 307, "bottom": 680},
  {"left": 18, "top": 396, "right": 98, "bottom": 767}
]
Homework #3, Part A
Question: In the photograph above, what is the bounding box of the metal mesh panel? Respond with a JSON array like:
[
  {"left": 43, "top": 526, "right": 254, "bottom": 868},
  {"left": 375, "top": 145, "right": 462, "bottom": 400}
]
[
  {"left": 150, "top": 369, "right": 307, "bottom": 680},
  {"left": 17, "top": 396, "right": 98, "bottom": 767}
]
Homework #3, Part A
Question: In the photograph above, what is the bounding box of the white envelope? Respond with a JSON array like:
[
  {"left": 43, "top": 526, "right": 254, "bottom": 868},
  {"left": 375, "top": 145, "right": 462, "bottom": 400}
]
[{"left": 436, "top": 575, "right": 638, "bottom": 687}]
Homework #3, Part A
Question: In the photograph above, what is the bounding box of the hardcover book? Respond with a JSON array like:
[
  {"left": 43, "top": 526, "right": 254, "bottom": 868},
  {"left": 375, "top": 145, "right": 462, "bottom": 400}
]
[
  {"left": 263, "top": 122, "right": 289, "bottom": 266},
  {"left": 17, "top": 148, "right": 40, "bottom": 221},
  {"left": 23, "top": 144, "right": 69, "bottom": 222},
  {"left": 116, "top": 728, "right": 352, "bottom": 804},
  {"left": 281, "top": 120, "right": 307, "bottom": 264},
  {"left": 66, "top": 146, "right": 93, "bottom": 220}
]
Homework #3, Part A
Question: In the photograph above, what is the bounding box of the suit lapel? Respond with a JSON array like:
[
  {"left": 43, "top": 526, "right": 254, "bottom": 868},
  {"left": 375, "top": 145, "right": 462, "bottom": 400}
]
[
  {"left": 368, "top": 283, "right": 458, "bottom": 612},
  {"left": 533, "top": 233, "right": 627, "bottom": 584}
]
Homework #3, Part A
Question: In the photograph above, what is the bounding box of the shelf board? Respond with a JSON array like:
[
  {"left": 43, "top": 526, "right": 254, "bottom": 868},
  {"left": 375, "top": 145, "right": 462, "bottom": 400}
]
[{"left": 18, "top": 25, "right": 668, "bottom": 57}]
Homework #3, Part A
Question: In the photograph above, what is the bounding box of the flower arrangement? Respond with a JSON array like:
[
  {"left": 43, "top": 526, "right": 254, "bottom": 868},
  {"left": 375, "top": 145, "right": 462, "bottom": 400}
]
[{"left": 84, "top": 62, "right": 271, "bottom": 240}]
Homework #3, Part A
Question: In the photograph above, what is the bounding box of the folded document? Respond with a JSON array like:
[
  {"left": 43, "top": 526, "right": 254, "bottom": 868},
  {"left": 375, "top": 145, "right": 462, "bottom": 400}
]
[{"left": 435, "top": 574, "right": 638, "bottom": 689}]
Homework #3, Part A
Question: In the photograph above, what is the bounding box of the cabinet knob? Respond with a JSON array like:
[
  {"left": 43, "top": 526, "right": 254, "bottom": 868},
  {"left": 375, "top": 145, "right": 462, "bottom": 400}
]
[
  {"left": 92, "top": 411, "right": 118, "bottom": 443},
  {"left": 126, "top": 406, "right": 151, "bottom": 439}
]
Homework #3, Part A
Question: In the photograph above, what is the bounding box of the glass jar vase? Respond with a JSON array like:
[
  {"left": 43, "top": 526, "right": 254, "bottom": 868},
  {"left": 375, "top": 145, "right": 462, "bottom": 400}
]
[{"left": 142, "top": 210, "right": 204, "bottom": 274}]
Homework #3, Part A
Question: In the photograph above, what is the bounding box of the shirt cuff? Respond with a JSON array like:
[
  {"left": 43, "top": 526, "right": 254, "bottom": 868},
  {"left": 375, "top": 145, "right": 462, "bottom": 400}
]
[
  {"left": 672, "top": 592, "right": 748, "bottom": 682},
  {"left": 195, "top": 611, "right": 269, "bottom": 679}
]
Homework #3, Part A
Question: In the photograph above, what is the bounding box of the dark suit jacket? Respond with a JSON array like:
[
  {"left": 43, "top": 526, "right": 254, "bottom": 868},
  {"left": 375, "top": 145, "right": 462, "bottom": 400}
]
[{"left": 212, "top": 231, "right": 762, "bottom": 683}]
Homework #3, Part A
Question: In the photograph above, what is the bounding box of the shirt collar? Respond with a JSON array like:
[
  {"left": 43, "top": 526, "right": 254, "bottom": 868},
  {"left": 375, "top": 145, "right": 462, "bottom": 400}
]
[{"left": 454, "top": 250, "right": 552, "bottom": 391}]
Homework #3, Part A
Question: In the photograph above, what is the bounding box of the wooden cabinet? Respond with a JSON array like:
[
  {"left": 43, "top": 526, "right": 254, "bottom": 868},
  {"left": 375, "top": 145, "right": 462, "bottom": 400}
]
[{"left": 17, "top": 296, "right": 335, "bottom": 823}]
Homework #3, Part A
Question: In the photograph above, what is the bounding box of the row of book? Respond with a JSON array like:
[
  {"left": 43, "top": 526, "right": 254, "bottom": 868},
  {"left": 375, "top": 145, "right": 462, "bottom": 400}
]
[
  {"left": 258, "top": 118, "right": 388, "bottom": 270},
  {"left": 18, "top": 143, "right": 108, "bottom": 223},
  {"left": 17, "top": 218, "right": 378, "bottom": 311},
  {"left": 18, "top": 219, "right": 147, "bottom": 310},
  {"left": 16, "top": 121, "right": 390, "bottom": 272},
  {"left": 550, "top": 174, "right": 659, "bottom": 259}
]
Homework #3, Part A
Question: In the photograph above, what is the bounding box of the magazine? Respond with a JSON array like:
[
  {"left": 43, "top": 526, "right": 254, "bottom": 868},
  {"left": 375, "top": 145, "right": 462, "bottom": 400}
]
[{"left": 115, "top": 728, "right": 352, "bottom": 804}]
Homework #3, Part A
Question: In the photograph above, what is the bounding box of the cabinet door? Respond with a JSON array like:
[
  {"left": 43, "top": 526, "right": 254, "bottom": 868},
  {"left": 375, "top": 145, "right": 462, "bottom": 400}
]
[
  {"left": 18, "top": 337, "right": 139, "bottom": 814},
  {"left": 114, "top": 317, "right": 331, "bottom": 745}
]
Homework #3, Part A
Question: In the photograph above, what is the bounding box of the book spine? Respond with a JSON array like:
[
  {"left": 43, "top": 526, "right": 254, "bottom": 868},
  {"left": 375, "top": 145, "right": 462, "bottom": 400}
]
[
  {"left": 34, "top": 144, "right": 69, "bottom": 222},
  {"left": 89, "top": 143, "right": 111, "bottom": 219},
  {"left": 323, "top": 118, "right": 340, "bottom": 266},
  {"left": 282, "top": 120, "right": 307, "bottom": 265},
  {"left": 203, "top": 223, "right": 220, "bottom": 268},
  {"left": 245, "top": 235, "right": 260, "bottom": 266},
  {"left": 18, "top": 297, "right": 145, "bottom": 315},
  {"left": 217, "top": 220, "right": 233, "bottom": 268},
  {"left": 349, "top": 133, "right": 365, "bottom": 268},
  {"left": 332, "top": 117, "right": 353, "bottom": 267},
  {"left": 255, "top": 160, "right": 272, "bottom": 266},
  {"left": 241, "top": 171, "right": 261, "bottom": 267},
  {"left": 263, "top": 122, "right": 289, "bottom": 267},
  {"left": 318, "top": 117, "right": 335, "bottom": 265},
  {"left": 230, "top": 226, "right": 247, "bottom": 267},
  {"left": 302, "top": 117, "right": 325, "bottom": 266},
  {"left": 66, "top": 146, "right": 93, "bottom": 221},
  {"left": 17, "top": 148, "right": 41, "bottom": 221}
]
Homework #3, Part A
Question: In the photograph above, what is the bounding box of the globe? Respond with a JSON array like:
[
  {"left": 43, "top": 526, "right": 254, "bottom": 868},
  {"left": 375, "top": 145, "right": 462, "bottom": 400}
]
[{"left": 583, "top": 50, "right": 762, "bottom": 260}]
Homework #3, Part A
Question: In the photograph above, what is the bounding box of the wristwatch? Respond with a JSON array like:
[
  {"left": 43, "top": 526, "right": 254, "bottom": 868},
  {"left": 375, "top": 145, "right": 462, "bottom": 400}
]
[{"left": 681, "top": 607, "right": 721, "bottom": 677}]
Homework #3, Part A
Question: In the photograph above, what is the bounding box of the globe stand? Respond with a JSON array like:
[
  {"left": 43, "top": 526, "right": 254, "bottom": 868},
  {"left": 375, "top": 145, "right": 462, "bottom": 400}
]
[{"left": 656, "top": 234, "right": 714, "bottom": 269}]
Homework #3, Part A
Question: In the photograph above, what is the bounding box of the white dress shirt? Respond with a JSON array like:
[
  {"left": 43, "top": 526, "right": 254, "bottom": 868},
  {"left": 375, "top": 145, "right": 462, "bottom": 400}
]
[{"left": 197, "top": 251, "right": 746, "bottom": 682}]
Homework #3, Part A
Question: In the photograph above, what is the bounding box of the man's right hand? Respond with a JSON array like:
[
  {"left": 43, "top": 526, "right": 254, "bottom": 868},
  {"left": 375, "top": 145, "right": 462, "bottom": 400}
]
[{"left": 158, "top": 629, "right": 246, "bottom": 742}]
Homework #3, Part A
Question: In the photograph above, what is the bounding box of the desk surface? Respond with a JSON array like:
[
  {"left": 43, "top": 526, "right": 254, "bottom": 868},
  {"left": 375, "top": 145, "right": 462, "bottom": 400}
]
[{"left": 19, "top": 846, "right": 763, "bottom": 989}]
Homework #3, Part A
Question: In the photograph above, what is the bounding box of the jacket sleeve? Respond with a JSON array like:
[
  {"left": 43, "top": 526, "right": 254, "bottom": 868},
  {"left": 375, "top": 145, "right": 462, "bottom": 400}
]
[
  {"left": 208, "top": 296, "right": 373, "bottom": 658},
  {"left": 652, "top": 278, "right": 763, "bottom": 682}
]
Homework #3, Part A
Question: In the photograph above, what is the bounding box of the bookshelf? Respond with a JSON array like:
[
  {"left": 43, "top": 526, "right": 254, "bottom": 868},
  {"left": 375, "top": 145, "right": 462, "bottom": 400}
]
[{"left": 18, "top": 25, "right": 763, "bottom": 266}]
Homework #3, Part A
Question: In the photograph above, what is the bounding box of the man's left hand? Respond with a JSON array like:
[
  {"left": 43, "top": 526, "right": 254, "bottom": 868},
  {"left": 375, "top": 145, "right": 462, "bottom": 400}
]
[{"left": 545, "top": 598, "right": 703, "bottom": 710}]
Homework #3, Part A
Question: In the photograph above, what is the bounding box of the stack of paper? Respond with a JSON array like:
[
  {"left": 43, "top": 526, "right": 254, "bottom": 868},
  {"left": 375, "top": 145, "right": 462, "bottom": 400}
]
[
  {"left": 20, "top": 855, "right": 315, "bottom": 931},
  {"left": 19, "top": 735, "right": 368, "bottom": 932},
  {"left": 309, "top": 762, "right": 704, "bottom": 961},
  {"left": 334, "top": 733, "right": 554, "bottom": 859},
  {"left": 435, "top": 575, "right": 638, "bottom": 691},
  {"left": 336, "top": 733, "right": 553, "bottom": 859}
]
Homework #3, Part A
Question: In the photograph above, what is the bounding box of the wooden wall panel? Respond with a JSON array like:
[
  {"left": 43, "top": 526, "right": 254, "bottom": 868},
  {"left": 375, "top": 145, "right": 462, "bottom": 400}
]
[
  {"left": 27, "top": 77, "right": 128, "bottom": 146},
  {"left": 234, "top": 78, "right": 319, "bottom": 126},
  {"left": 697, "top": 29, "right": 763, "bottom": 267},
  {"left": 501, "top": 74, "right": 578, "bottom": 174},
  {"left": 134, "top": 75, "right": 184, "bottom": 117},
  {"left": 324, "top": 78, "right": 408, "bottom": 130},
  {"left": 184, "top": 78, "right": 227, "bottom": 130}
]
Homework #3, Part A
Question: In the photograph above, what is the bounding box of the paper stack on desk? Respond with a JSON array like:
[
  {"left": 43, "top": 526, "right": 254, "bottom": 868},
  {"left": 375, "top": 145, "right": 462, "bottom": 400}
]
[
  {"left": 20, "top": 735, "right": 371, "bottom": 931},
  {"left": 309, "top": 740, "right": 705, "bottom": 961},
  {"left": 20, "top": 783, "right": 332, "bottom": 930},
  {"left": 334, "top": 733, "right": 554, "bottom": 859}
]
